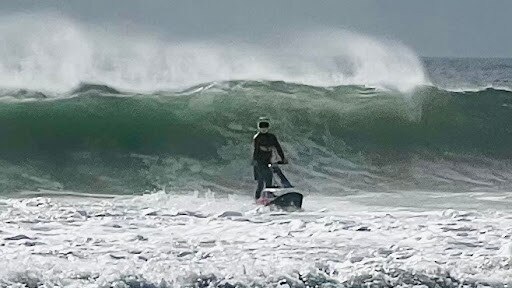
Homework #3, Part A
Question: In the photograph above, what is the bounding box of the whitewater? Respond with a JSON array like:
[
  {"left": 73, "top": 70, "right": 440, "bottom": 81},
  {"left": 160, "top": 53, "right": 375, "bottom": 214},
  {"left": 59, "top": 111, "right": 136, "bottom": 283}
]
[{"left": 0, "top": 14, "right": 512, "bottom": 287}]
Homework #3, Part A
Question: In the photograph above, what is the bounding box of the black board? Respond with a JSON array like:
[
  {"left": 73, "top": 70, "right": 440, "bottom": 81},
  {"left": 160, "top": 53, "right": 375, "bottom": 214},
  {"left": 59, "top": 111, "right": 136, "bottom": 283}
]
[{"left": 268, "top": 192, "right": 303, "bottom": 209}]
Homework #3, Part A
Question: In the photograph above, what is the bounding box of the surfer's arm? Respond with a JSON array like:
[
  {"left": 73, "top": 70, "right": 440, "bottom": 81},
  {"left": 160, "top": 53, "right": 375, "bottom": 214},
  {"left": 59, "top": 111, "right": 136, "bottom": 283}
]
[
  {"left": 273, "top": 135, "right": 286, "bottom": 162},
  {"left": 252, "top": 135, "right": 259, "bottom": 162}
]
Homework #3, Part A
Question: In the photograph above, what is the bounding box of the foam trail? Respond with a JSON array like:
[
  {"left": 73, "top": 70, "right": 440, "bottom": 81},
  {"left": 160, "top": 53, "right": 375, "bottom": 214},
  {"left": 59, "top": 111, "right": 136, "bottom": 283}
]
[{"left": 0, "top": 13, "right": 428, "bottom": 92}]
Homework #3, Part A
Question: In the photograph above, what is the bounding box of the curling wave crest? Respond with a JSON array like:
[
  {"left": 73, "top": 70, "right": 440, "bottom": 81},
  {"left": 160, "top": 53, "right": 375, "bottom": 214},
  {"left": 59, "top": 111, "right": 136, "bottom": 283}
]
[{"left": 0, "top": 13, "right": 427, "bottom": 92}]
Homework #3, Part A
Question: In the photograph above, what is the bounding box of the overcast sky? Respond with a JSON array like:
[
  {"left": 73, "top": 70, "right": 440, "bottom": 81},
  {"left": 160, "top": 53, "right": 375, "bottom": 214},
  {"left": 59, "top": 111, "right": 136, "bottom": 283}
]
[{"left": 1, "top": 0, "right": 510, "bottom": 58}]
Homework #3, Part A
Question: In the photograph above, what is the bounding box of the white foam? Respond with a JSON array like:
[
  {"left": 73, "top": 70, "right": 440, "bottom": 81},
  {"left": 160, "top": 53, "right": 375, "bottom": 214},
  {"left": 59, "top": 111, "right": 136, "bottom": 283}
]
[
  {"left": 0, "top": 13, "right": 428, "bottom": 93},
  {"left": 0, "top": 191, "right": 511, "bottom": 286}
]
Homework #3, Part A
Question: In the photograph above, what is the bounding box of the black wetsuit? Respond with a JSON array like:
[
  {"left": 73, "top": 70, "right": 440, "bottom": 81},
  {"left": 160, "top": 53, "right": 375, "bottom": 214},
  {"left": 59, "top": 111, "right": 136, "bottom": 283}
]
[{"left": 253, "top": 132, "right": 285, "bottom": 199}]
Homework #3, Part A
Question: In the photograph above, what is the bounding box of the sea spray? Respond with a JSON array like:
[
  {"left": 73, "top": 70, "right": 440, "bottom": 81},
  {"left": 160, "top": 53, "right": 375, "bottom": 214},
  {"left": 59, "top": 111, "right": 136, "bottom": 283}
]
[{"left": 0, "top": 13, "right": 428, "bottom": 92}]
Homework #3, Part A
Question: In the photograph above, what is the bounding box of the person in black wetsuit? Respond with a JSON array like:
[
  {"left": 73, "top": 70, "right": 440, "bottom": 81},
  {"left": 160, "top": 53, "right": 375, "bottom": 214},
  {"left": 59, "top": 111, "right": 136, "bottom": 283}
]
[{"left": 252, "top": 117, "right": 288, "bottom": 199}]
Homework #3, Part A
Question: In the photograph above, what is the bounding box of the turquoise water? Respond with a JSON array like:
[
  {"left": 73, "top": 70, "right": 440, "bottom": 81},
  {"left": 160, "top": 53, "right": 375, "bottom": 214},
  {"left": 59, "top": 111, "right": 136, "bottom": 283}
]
[{"left": 0, "top": 78, "right": 511, "bottom": 194}]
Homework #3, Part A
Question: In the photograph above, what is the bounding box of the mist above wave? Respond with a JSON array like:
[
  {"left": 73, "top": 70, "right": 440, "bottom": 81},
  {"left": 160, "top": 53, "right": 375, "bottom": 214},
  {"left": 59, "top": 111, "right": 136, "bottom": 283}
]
[{"left": 0, "top": 13, "right": 428, "bottom": 93}]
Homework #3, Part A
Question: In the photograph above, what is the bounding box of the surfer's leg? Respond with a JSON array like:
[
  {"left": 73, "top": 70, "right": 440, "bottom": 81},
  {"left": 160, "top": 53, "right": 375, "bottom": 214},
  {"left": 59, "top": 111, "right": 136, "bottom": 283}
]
[
  {"left": 255, "top": 178, "right": 264, "bottom": 199},
  {"left": 255, "top": 165, "right": 264, "bottom": 199},
  {"left": 264, "top": 166, "right": 273, "bottom": 188}
]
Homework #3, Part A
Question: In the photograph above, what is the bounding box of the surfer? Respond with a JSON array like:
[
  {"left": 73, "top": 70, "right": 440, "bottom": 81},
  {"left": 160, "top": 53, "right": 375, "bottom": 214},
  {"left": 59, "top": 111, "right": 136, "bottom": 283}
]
[{"left": 252, "top": 117, "right": 288, "bottom": 199}]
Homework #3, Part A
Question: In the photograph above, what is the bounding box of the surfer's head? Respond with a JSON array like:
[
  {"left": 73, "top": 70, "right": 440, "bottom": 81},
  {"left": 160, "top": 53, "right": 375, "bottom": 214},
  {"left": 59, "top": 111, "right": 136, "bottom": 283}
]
[{"left": 257, "top": 117, "right": 270, "bottom": 133}]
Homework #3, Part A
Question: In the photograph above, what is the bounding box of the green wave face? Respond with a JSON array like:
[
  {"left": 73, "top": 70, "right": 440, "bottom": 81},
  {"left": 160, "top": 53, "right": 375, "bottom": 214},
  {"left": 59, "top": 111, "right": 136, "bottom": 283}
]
[{"left": 1, "top": 81, "right": 512, "bottom": 194}]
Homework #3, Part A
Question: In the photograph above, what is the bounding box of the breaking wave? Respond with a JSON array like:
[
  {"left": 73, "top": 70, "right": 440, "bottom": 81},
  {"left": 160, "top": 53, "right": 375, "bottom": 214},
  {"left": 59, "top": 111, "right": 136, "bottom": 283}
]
[
  {"left": 0, "top": 81, "right": 512, "bottom": 194},
  {"left": 0, "top": 13, "right": 427, "bottom": 93}
]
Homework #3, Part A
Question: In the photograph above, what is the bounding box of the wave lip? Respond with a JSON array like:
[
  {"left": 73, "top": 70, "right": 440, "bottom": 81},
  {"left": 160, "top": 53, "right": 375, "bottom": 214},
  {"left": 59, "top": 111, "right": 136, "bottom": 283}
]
[
  {"left": 70, "top": 83, "right": 121, "bottom": 95},
  {"left": 0, "top": 13, "right": 428, "bottom": 93}
]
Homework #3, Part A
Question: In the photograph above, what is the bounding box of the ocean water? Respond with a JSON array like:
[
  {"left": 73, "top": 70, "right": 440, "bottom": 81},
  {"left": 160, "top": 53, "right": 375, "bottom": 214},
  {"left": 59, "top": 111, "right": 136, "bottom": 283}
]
[{"left": 0, "top": 14, "right": 511, "bottom": 287}]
